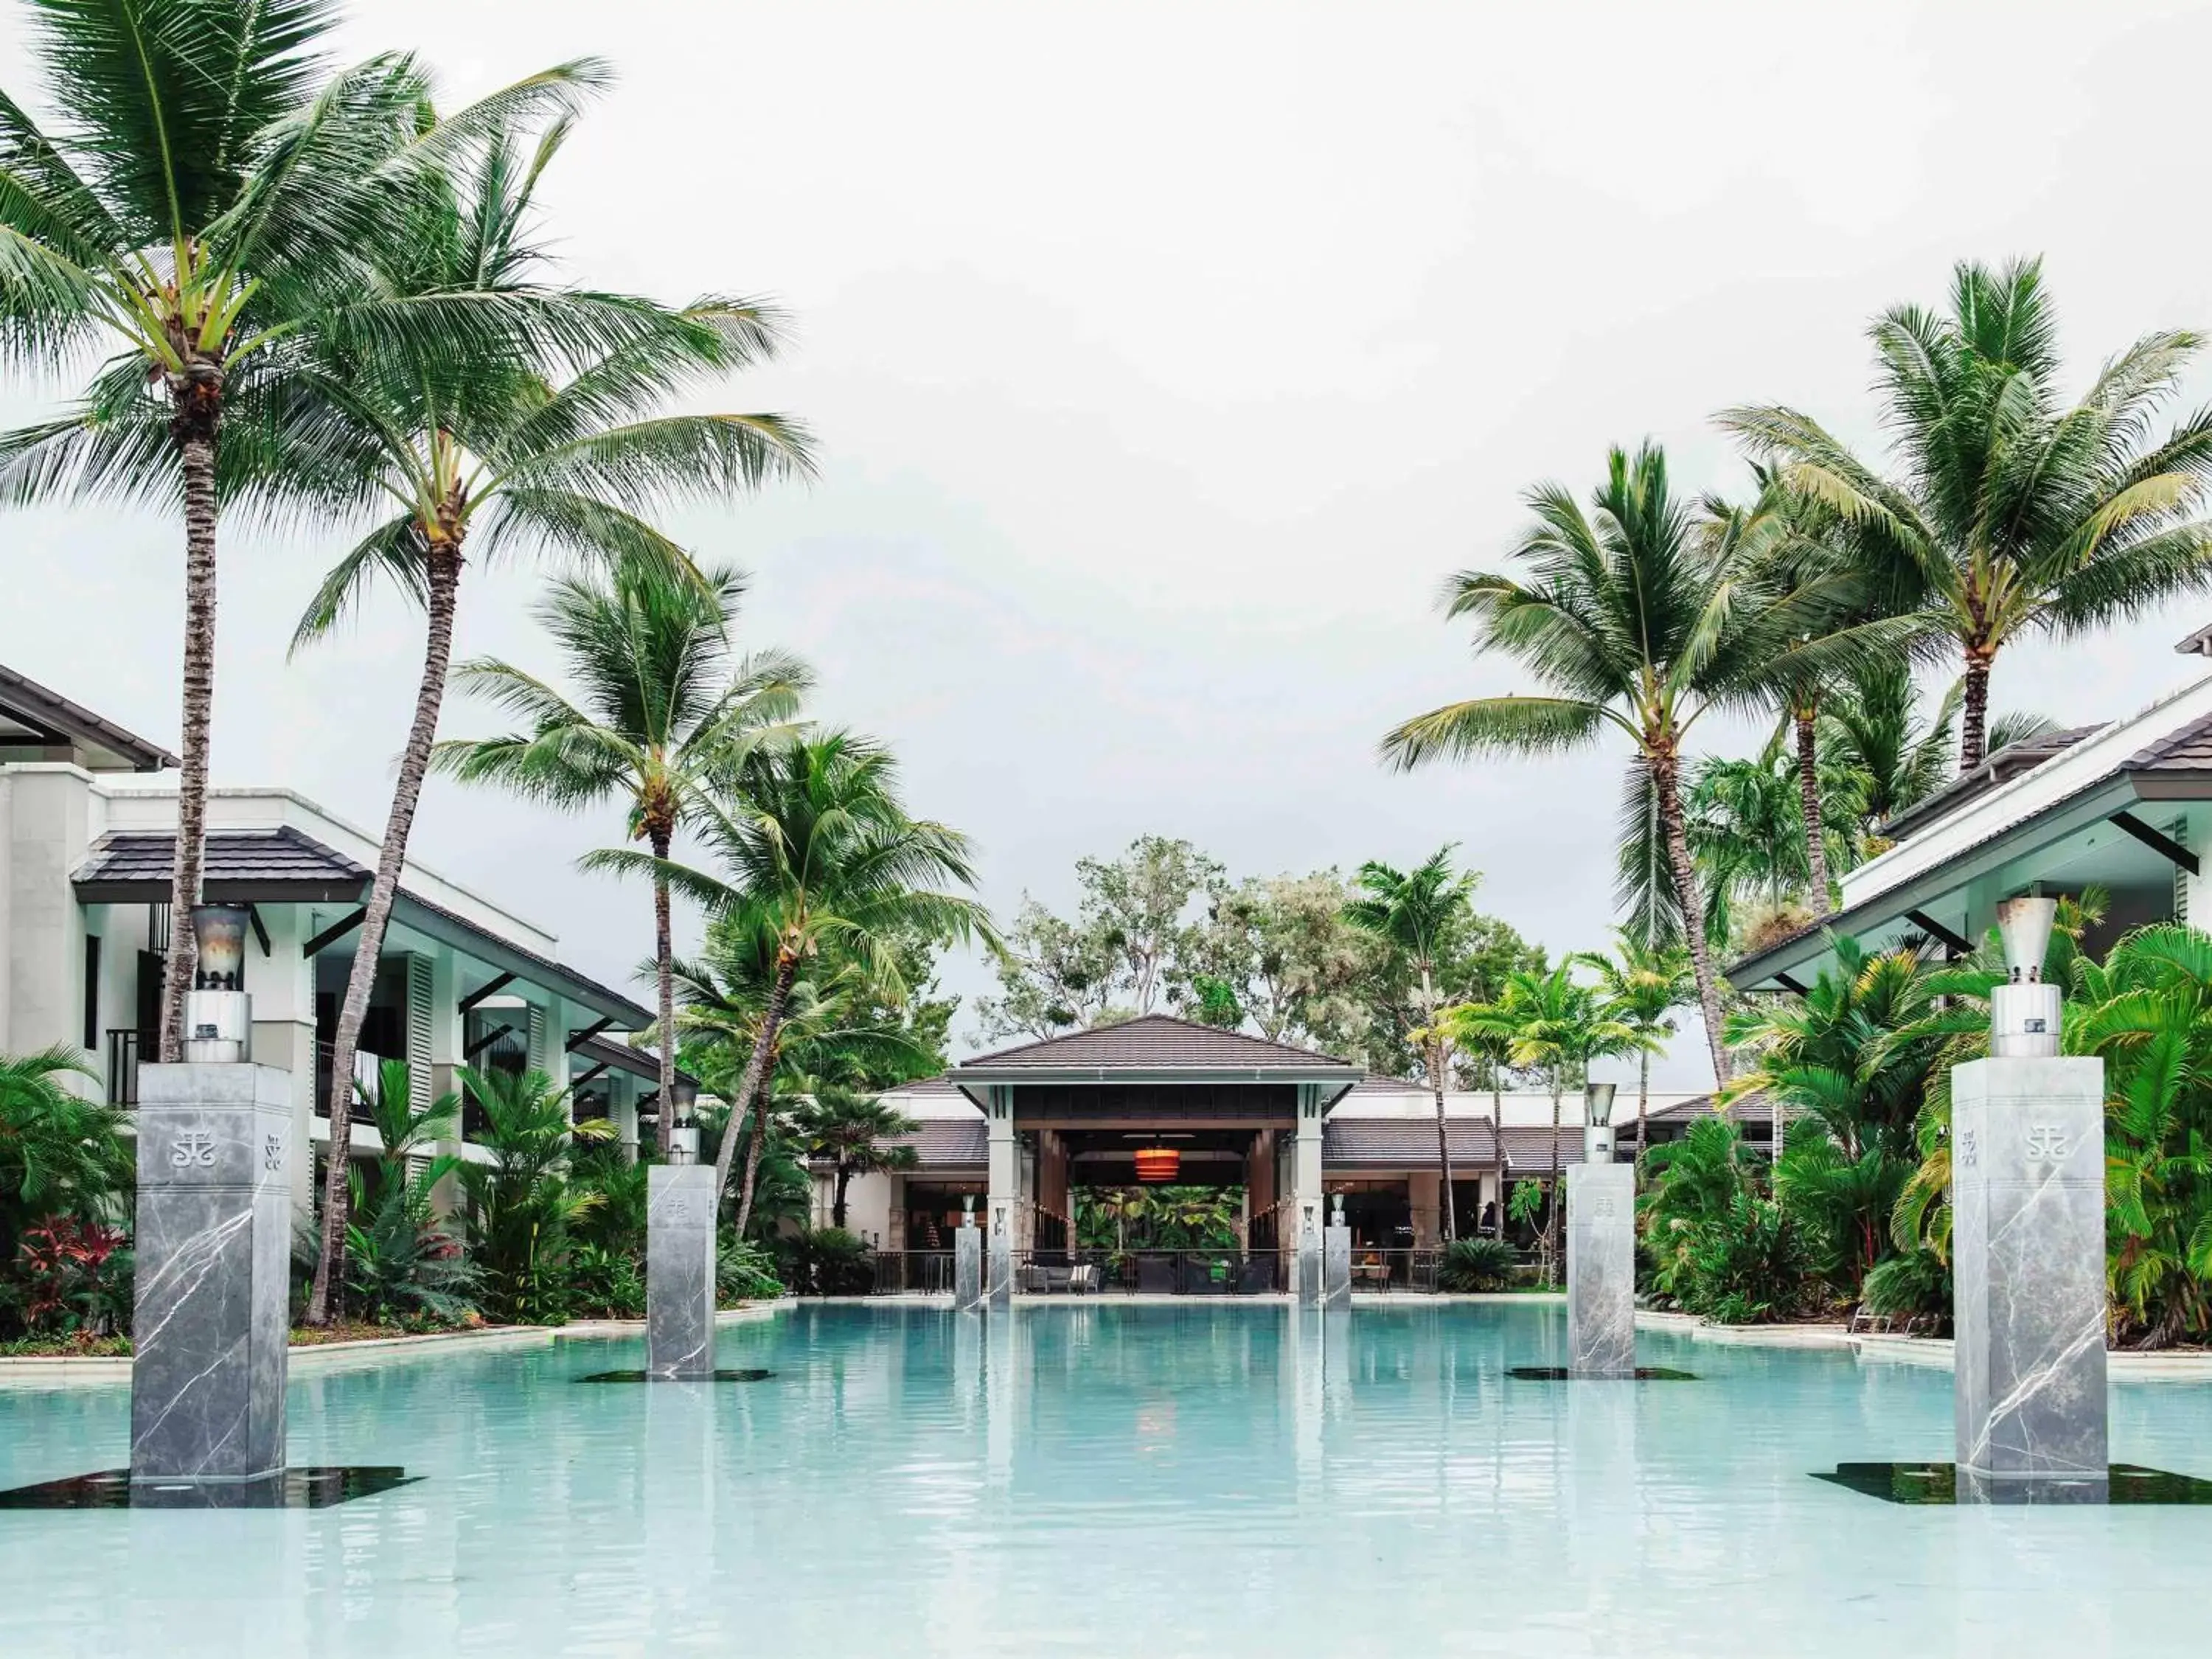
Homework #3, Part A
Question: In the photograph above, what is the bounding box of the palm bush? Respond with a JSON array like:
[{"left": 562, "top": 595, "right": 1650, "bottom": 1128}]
[
  {"left": 454, "top": 1065, "right": 613, "bottom": 1324},
  {"left": 0, "top": 1048, "right": 132, "bottom": 1271},
  {"left": 1860, "top": 1248, "right": 1950, "bottom": 1327},
  {"left": 330, "top": 1060, "right": 476, "bottom": 1326},
  {"left": 1438, "top": 1237, "right": 1517, "bottom": 1292},
  {"left": 778, "top": 1225, "right": 873, "bottom": 1297},
  {"left": 717, "top": 1236, "right": 783, "bottom": 1305},
  {"left": 1677, "top": 1191, "right": 1822, "bottom": 1325}
]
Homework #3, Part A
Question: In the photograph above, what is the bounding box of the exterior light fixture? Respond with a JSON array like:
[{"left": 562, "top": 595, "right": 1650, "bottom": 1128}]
[
  {"left": 1133, "top": 1146, "right": 1181, "bottom": 1183},
  {"left": 184, "top": 904, "right": 251, "bottom": 1062},
  {"left": 961, "top": 1194, "right": 976, "bottom": 1229},
  {"left": 1583, "top": 1081, "right": 1620, "bottom": 1162},
  {"left": 1992, "top": 895, "right": 2061, "bottom": 1058}
]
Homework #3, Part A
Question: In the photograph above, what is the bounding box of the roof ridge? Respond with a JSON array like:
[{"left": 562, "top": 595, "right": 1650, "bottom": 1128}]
[{"left": 958, "top": 1009, "right": 1353, "bottom": 1068}]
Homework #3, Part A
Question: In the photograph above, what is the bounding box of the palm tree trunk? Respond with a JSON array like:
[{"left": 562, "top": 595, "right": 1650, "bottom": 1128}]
[
  {"left": 1492, "top": 1074, "right": 1504, "bottom": 1236},
  {"left": 1794, "top": 703, "right": 1829, "bottom": 908},
  {"left": 717, "top": 953, "right": 797, "bottom": 1228},
  {"left": 832, "top": 1166, "right": 850, "bottom": 1230},
  {"left": 1636, "top": 1045, "right": 1651, "bottom": 1187},
  {"left": 1960, "top": 647, "right": 1994, "bottom": 771},
  {"left": 1420, "top": 967, "right": 1455, "bottom": 1243},
  {"left": 306, "top": 544, "right": 463, "bottom": 1326},
  {"left": 650, "top": 827, "right": 676, "bottom": 1159},
  {"left": 157, "top": 425, "right": 221, "bottom": 1062},
  {"left": 1651, "top": 748, "right": 1731, "bottom": 1087},
  {"left": 1545, "top": 1075, "right": 1562, "bottom": 1288}
]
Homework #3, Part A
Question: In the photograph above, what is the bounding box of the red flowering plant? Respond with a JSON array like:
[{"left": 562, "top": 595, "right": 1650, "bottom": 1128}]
[{"left": 7, "top": 1217, "right": 133, "bottom": 1337}]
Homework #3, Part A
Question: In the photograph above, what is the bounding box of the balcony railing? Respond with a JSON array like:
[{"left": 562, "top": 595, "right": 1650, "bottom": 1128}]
[{"left": 105, "top": 1028, "right": 141, "bottom": 1107}]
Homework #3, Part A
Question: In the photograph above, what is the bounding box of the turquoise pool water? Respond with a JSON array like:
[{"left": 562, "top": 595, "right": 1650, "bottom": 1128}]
[{"left": 3, "top": 1302, "right": 2209, "bottom": 1657}]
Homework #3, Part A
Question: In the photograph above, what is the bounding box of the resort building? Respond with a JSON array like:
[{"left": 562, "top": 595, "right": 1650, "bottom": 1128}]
[
  {"left": 0, "top": 664, "right": 676, "bottom": 1216},
  {"left": 1729, "top": 630, "right": 2212, "bottom": 993},
  {"left": 816, "top": 1014, "right": 1702, "bottom": 1284}
]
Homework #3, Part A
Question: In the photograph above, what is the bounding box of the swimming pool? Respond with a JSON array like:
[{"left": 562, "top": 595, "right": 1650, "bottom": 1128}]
[{"left": 3, "top": 1302, "right": 2208, "bottom": 1656}]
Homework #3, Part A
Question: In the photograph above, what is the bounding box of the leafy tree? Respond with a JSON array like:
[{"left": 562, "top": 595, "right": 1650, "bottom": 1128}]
[
  {"left": 974, "top": 897, "right": 1122, "bottom": 1040},
  {"left": 597, "top": 732, "right": 992, "bottom": 1235},
  {"left": 1343, "top": 848, "right": 1478, "bottom": 1240},
  {"left": 0, "top": 1047, "right": 129, "bottom": 1269},
  {"left": 789, "top": 1086, "right": 919, "bottom": 1230},
  {"left": 0, "top": 4, "right": 592, "bottom": 1060},
  {"left": 1725, "top": 257, "right": 2212, "bottom": 771},
  {"left": 1455, "top": 964, "right": 1645, "bottom": 1282},
  {"left": 1384, "top": 442, "right": 1890, "bottom": 1083},
  {"left": 1575, "top": 933, "right": 1694, "bottom": 1170}
]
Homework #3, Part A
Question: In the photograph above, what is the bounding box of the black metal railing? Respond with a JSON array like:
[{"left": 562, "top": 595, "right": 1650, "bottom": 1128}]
[
  {"left": 105, "top": 1028, "right": 141, "bottom": 1106},
  {"left": 869, "top": 1251, "right": 956, "bottom": 1295}
]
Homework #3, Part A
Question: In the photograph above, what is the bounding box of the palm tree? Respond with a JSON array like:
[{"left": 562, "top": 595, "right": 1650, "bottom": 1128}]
[
  {"left": 453, "top": 1063, "right": 613, "bottom": 1321},
  {"left": 434, "top": 559, "right": 811, "bottom": 1151},
  {"left": 1342, "top": 848, "right": 1476, "bottom": 1242},
  {"left": 0, "top": 6, "right": 595, "bottom": 1058},
  {"left": 1455, "top": 964, "right": 1644, "bottom": 1285},
  {"left": 0, "top": 1045, "right": 129, "bottom": 1264},
  {"left": 1575, "top": 933, "right": 1694, "bottom": 1172},
  {"left": 1382, "top": 444, "right": 1889, "bottom": 1085},
  {"left": 1724, "top": 257, "right": 2212, "bottom": 771},
  {"left": 790, "top": 1086, "right": 919, "bottom": 1230},
  {"left": 594, "top": 732, "right": 994, "bottom": 1233}
]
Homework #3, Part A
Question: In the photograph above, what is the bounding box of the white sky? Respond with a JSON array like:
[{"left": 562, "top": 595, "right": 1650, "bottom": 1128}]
[{"left": 7, "top": 1, "right": 2212, "bottom": 1086}]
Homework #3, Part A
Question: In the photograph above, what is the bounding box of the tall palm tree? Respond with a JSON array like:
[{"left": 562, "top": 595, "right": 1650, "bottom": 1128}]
[
  {"left": 1383, "top": 443, "right": 1887, "bottom": 1084},
  {"left": 434, "top": 559, "right": 812, "bottom": 1154},
  {"left": 1724, "top": 257, "right": 2212, "bottom": 771},
  {"left": 594, "top": 731, "right": 994, "bottom": 1232},
  {"left": 1342, "top": 848, "right": 1476, "bottom": 1242},
  {"left": 790, "top": 1085, "right": 919, "bottom": 1231},
  {"left": 1574, "top": 933, "right": 1694, "bottom": 1172},
  {"left": 0, "top": 4, "right": 594, "bottom": 1057},
  {"left": 277, "top": 122, "right": 807, "bottom": 1326}
]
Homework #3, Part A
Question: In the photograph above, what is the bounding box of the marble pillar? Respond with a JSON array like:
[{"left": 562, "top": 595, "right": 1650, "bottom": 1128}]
[
  {"left": 1952, "top": 1057, "right": 2107, "bottom": 1489},
  {"left": 953, "top": 1222, "right": 983, "bottom": 1312},
  {"left": 646, "top": 1165, "right": 718, "bottom": 1379},
  {"left": 1565, "top": 1160, "right": 1635, "bottom": 1377},
  {"left": 1293, "top": 1085, "right": 1324, "bottom": 1307},
  {"left": 130, "top": 1063, "right": 293, "bottom": 1483},
  {"left": 986, "top": 1088, "right": 1016, "bottom": 1310},
  {"left": 1323, "top": 1218, "right": 1351, "bottom": 1306}
]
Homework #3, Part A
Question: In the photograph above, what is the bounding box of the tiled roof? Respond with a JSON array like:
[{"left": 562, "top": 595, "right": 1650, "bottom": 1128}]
[
  {"left": 1498, "top": 1126, "right": 1590, "bottom": 1170},
  {"left": 890, "top": 1119, "right": 989, "bottom": 1166},
  {"left": 74, "top": 827, "right": 368, "bottom": 900},
  {"left": 2128, "top": 709, "right": 2212, "bottom": 770},
  {"left": 956, "top": 1014, "right": 1358, "bottom": 1073},
  {"left": 1881, "top": 725, "right": 2104, "bottom": 843},
  {"left": 0, "top": 663, "right": 177, "bottom": 771},
  {"left": 1324, "top": 1117, "right": 1503, "bottom": 1167}
]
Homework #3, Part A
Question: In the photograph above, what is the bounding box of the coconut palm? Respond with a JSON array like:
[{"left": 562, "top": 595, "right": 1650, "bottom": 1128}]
[
  {"left": 789, "top": 1086, "right": 919, "bottom": 1230},
  {"left": 1342, "top": 848, "right": 1477, "bottom": 1241},
  {"left": 1574, "top": 933, "right": 1694, "bottom": 1171},
  {"left": 275, "top": 115, "right": 807, "bottom": 1326},
  {"left": 434, "top": 558, "right": 812, "bottom": 1157},
  {"left": 1382, "top": 443, "right": 1893, "bottom": 1084},
  {"left": 592, "top": 732, "right": 993, "bottom": 1231},
  {"left": 0, "top": 4, "right": 600, "bottom": 1058},
  {"left": 1724, "top": 257, "right": 2212, "bottom": 771}
]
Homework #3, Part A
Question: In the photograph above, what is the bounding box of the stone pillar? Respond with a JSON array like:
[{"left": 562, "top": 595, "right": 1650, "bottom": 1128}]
[
  {"left": 986, "top": 1086, "right": 1016, "bottom": 1309},
  {"left": 131, "top": 1062, "right": 293, "bottom": 1484},
  {"left": 1565, "top": 1159, "right": 1635, "bottom": 1377},
  {"left": 953, "top": 1217, "right": 984, "bottom": 1312},
  {"left": 1293, "top": 1083, "right": 1324, "bottom": 1305},
  {"left": 646, "top": 1164, "right": 718, "bottom": 1379},
  {"left": 1323, "top": 1214, "right": 1351, "bottom": 1306},
  {"left": 1952, "top": 1056, "right": 2108, "bottom": 1493}
]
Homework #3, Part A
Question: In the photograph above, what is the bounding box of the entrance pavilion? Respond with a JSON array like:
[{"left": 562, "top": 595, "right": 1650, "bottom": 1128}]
[{"left": 944, "top": 1016, "right": 1360, "bottom": 1286}]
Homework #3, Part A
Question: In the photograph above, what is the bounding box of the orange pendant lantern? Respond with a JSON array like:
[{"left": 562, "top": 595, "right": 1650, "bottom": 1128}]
[{"left": 1133, "top": 1146, "right": 1180, "bottom": 1183}]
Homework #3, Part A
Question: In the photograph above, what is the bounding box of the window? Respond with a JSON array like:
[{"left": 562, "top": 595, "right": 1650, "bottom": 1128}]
[{"left": 83, "top": 935, "right": 100, "bottom": 1049}]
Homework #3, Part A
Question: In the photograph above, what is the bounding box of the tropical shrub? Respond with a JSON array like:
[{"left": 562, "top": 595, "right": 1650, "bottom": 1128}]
[
  {"left": 567, "top": 1243, "right": 647, "bottom": 1319},
  {"left": 330, "top": 1061, "right": 479, "bottom": 1327},
  {"left": 1437, "top": 1237, "right": 1516, "bottom": 1292},
  {"left": 1677, "top": 1192, "right": 1823, "bottom": 1324},
  {"left": 717, "top": 1237, "right": 784, "bottom": 1305},
  {"left": 1861, "top": 1248, "right": 1950, "bottom": 1326},
  {"left": 0, "top": 1048, "right": 133, "bottom": 1259},
  {"left": 456, "top": 1066, "right": 616, "bottom": 1325},
  {"left": 779, "top": 1226, "right": 873, "bottom": 1296},
  {"left": 2, "top": 1217, "right": 131, "bottom": 1338}
]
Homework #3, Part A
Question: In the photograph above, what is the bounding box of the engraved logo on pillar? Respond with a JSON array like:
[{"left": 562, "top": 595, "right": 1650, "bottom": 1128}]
[
  {"left": 2024, "top": 1125, "right": 2073, "bottom": 1161},
  {"left": 170, "top": 1130, "right": 218, "bottom": 1169},
  {"left": 1958, "top": 1127, "right": 1978, "bottom": 1169},
  {"left": 660, "top": 1193, "right": 695, "bottom": 1225},
  {"left": 263, "top": 1133, "right": 286, "bottom": 1174},
  {"left": 1591, "top": 1194, "right": 1616, "bottom": 1219}
]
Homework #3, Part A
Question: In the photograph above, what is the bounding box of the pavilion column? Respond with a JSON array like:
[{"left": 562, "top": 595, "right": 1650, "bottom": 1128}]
[
  {"left": 986, "top": 1085, "right": 1017, "bottom": 1308},
  {"left": 1293, "top": 1083, "right": 1324, "bottom": 1306}
]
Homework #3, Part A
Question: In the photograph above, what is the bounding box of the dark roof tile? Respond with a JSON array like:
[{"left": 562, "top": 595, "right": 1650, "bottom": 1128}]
[{"left": 956, "top": 1013, "right": 1357, "bottom": 1073}]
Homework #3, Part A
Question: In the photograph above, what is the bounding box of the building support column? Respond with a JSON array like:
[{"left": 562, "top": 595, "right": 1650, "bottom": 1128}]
[
  {"left": 1565, "top": 1150, "right": 1635, "bottom": 1377},
  {"left": 1293, "top": 1082, "right": 1324, "bottom": 1307},
  {"left": 986, "top": 1085, "right": 1017, "bottom": 1309}
]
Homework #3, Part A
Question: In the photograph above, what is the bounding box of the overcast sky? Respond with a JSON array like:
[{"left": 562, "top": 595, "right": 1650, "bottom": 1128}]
[{"left": 8, "top": 1, "right": 2212, "bottom": 1086}]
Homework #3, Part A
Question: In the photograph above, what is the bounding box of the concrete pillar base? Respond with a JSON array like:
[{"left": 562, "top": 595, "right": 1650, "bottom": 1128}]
[
  {"left": 646, "top": 1166, "right": 718, "bottom": 1380},
  {"left": 953, "top": 1225, "right": 983, "bottom": 1311},
  {"left": 1565, "top": 1161, "right": 1635, "bottom": 1377}
]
